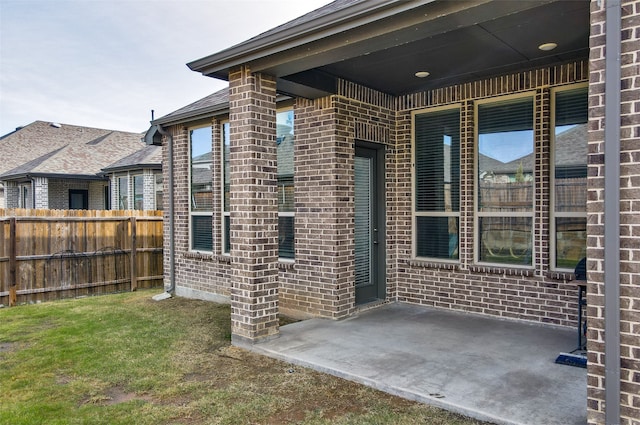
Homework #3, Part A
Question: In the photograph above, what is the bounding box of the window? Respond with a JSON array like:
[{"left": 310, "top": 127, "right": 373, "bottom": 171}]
[
  {"left": 277, "top": 109, "right": 295, "bottom": 259},
  {"left": 155, "top": 174, "right": 163, "bottom": 211},
  {"left": 477, "top": 95, "right": 534, "bottom": 266},
  {"left": 222, "top": 122, "right": 230, "bottom": 254},
  {"left": 190, "top": 126, "right": 213, "bottom": 252},
  {"left": 118, "top": 176, "right": 128, "bottom": 210},
  {"left": 412, "top": 106, "right": 460, "bottom": 260},
  {"left": 18, "top": 183, "right": 31, "bottom": 208},
  {"left": 552, "top": 85, "right": 587, "bottom": 270},
  {"left": 133, "top": 174, "right": 144, "bottom": 210},
  {"left": 220, "top": 111, "right": 294, "bottom": 258},
  {"left": 69, "top": 189, "right": 88, "bottom": 210},
  {"left": 104, "top": 185, "right": 110, "bottom": 210}
]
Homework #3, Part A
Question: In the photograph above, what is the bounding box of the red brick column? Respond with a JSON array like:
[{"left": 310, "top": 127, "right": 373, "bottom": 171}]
[{"left": 228, "top": 66, "right": 279, "bottom": 342}]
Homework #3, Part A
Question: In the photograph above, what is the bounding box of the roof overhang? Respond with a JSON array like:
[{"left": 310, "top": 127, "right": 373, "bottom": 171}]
[
  {"left": 0, "top": 173, "right": 107, "bottom": 181},
  {"left": 101, "top": 164, "right": 162, "bottom": 174},
  {"left": 188, "top": 0, "right": 589, "bottom": 98}
]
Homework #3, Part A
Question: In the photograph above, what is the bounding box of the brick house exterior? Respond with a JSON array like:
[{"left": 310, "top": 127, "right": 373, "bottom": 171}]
[
  {"left": 153, "top": 1, "right": 638, "bottom": 423},
  {"left": 0, "top": 121, "right": 147, "bottom": 210},
  {"left": 101, "top": 145, "right": 163, "bottom": 211}
]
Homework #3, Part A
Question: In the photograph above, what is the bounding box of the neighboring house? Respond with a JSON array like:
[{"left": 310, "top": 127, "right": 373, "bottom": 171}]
[
  {"left": 101, "top": 144, "right": 163, "bottom": 211},
  {"left": 149, "top": 2, "right": 638, "bottom": 424},
  {"left": 0, "top": 121, "right": 146, "bottom": 210}
]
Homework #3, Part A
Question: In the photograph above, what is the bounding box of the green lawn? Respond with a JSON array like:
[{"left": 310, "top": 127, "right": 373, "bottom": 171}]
[{"left": 0, "top": 290, "right": 491, "bottom": 425}]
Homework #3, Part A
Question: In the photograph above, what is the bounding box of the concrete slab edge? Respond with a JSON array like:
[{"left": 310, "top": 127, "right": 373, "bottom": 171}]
[{"left": 236, "top": 339, "right": 527, "bottom": 425}]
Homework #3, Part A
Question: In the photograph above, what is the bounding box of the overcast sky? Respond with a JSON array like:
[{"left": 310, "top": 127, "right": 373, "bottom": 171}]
[{"left": 0, "top": 0, "right": 332, "bottom": 136}]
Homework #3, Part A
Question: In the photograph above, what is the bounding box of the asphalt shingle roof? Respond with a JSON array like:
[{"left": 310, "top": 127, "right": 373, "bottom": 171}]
[
  {"left": 156, "top": 88, "right": 229, "bottom": 125},
  {"left": 0, "top": 121, "right": 145, "bottom": 179},
  {"left": 102, "top": 144, "right": 162, "bottom": 172}
]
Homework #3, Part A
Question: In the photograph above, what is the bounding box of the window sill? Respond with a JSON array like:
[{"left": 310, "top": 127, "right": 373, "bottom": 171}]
[
  {"left": 216, "top": 254, "right": 231, "bottom": 263},
  {"left": 278, "top": 259, "right": 295, "bottom": 270},
  {"left": 407, "top": 259, "right": 459, "bottom": 270},
  {"left": 469, "top": 264, "right": 534, "bottom": 277},
  {"left": 547, "top": 270, "right": 577, "bottom": 281},
  {"left": 184, "top": 251, "right": 214, "bottom": 261}
]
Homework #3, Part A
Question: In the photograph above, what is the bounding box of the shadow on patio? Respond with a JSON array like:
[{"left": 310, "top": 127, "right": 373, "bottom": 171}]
[{"left": 238, "top": 303, "right": 586, "bottom": 425}]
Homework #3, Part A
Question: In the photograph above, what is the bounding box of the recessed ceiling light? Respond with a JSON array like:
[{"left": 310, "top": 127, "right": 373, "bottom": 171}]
[
  {"left": 415, "top": 71, "right": 430, "bottom": 78},
  {"left": 538, "top": 42, "right": 558, "bottom": 51}
]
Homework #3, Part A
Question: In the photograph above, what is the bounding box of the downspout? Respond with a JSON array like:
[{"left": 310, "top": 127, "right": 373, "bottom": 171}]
[
  {"left": 157, "top": 125, "right": 176, "bottom": 295},
  {"left": 603, "top": 0, "right": 621, "bottom": 423}
]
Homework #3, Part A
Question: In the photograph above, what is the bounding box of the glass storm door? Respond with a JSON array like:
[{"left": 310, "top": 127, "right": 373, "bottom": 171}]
[{"left": 355, "top": 146, "right": 385, "bottom": 305}]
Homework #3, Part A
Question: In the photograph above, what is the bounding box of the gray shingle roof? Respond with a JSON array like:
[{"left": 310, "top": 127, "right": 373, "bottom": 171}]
[
  {"left": 102, "top": 144, "right": 162, "bottom": 173},
  {"left": 155, "top": 88, "right": 229, "bottom": 125},
  {"left": 0, "top": 121, "right": 145, "bottom": 180}
]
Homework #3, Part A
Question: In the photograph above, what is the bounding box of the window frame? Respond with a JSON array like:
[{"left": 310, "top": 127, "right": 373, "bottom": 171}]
[
  {"left": 550, "top": 83, "right": 588, "bottom": 272},
  {"left": 220, "top": 120, "right": 230, "bottom": 256},
  {"left": 132, "top": 173, "right": 144, "bottom": 210},
  {"left": 154, "top": 173, "right": 163, "bottom": 211},
  {"left": 411, "top": 103, "right": 461, "bottom": 263},
  {"left": 276, "top": 107, "right": 295, "bottom": 261},
  {"left": 474, "top": 92, "right": 536, "bottom": 268},
  {"left": 189, "top": 124, "right": 214, "bottom": 253},
  {"left": 117, "top": 175, "right": 129, "bottom": 210}
]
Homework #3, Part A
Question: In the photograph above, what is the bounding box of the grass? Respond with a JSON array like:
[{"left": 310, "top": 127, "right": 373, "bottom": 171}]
[{"left": 0, "top": 290, "right": 492, "bottom": 425}]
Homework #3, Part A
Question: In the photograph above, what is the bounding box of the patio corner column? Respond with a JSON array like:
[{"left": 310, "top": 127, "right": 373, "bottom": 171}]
[{"left": 228, "top": 65, "right": 279, "bottom": 343}]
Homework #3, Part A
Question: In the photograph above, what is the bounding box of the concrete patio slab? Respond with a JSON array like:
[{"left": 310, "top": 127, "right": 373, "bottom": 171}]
[{"left": 237, "top": 303, "right": 586, "bottom": 425}]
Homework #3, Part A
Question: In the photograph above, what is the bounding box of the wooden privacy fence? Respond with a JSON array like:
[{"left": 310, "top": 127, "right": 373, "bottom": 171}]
[{"left": 0, "top": 209, "right": 163, "bottom": 306}]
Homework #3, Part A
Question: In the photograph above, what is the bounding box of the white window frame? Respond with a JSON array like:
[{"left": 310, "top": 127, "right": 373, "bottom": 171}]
[
  {"left": 474, "top": 92, "right": 536, "bottom": 268},
  {"left": 117, "top": 175, "right": 129, "bottom": 210},
  {"left": 550, "top": 83, "right": 588, "bottom": 272},
  {"left": 189, "top": 124, "right": 214, "bottom": 253},
  {"left": 411, "top": 103, "right": 461, "bottom": 263},
  {"left": 154, "top": 172, "right": 163, "bottom": 211},
  {"left": 220, "top": 120, "right": 230, "bottom": 256},
  {"left": 132, "top": 173, "right": 144, "bottom": 210},
  {"left": 277, "top": 107, "right": 295, "bottom": 261}
]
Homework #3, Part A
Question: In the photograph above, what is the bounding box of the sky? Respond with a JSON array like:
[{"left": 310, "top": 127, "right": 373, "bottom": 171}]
[{"left": 0, "top": 0, "right": 333, "bottom": 137}]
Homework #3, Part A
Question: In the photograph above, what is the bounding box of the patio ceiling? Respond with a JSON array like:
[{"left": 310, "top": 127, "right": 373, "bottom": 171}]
[{"left": 190, "top": 0, "right": 590, "bottom": 99}]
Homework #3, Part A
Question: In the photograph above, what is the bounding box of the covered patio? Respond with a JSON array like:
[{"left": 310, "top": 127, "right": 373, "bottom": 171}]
[{"left": 238, "top": 303, "right": 586, "bottom": 425}]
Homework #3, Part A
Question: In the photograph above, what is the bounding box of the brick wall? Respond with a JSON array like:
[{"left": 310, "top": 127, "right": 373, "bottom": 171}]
[
  {"left": 168, "top": 60, "right": 593, "bottom": 334},
  {"left": 228, "top": 66, "right": 279, "bottom": 341},
  {"left": 586, "top": 1, "right": 640, "bottom": 424},
  {"left": 47, "top": 178, "right": 106, "bottom": 210},
  {"left": 279, "top": 92, "right": 395, "bottom": 318},
  {"left": 162, "top": 123, "right": 232, "bottom": 301},
  {"left": 394, "top": 61, "right": 589, "bottom": 327},
  {"left": 4, "top": 181, "right": 19, "bottom": 208},
  {"left": 34, "top": 177, "right": 48, "bottom": 209},
  {"left": 88, "top": 181, "right": 106, "bottom": 210}
]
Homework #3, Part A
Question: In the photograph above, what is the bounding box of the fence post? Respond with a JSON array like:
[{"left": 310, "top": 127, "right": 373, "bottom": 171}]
[
  {"left": 130, "top": 217, "right": 137, "bottom": 291},
  {"left": 9, "top": 217, "right": 17, "bottom": 307}
]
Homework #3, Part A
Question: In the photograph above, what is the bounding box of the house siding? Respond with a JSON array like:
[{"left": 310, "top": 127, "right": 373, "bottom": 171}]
[{"left": 587, "top": 1, "right": 640, "bottom": 424}]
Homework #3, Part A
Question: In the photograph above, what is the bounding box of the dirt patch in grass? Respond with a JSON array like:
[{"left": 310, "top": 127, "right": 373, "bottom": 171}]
[{"left": 0, "top": 342, "right": 14, "bottom": 352}]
